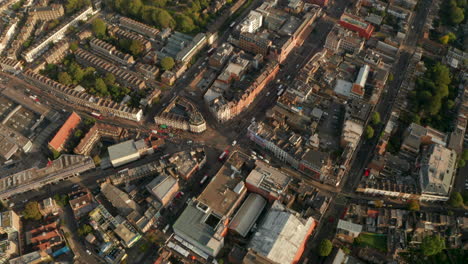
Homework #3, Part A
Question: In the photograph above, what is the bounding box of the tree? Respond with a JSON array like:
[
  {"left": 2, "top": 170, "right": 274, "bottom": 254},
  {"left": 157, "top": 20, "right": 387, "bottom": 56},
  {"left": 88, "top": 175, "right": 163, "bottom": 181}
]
[
  {"left": 408, "top": 200, "right": 420, "bottom": 211},
  {"left": 439, "top": 35, "right": 450, "bottom": 45},
  {"left": 449, "top": 5, "right": 465, "bottom": 24},
  {"left": 70, "top": 42, "right": 78, "bottom": 51},
  {"left": 388, "top": 73, "right": 394, "bottom": 81},
  {"left": 365, "top": 125, "right": 374, "bottom": 139},
  {"left": 176, "top": 14, "right": 196, "bottom": 32},
  {"left": 371, "top": 112, "right": 381, "bottom": 125},
  {"left": 74, "top": 129, "right": 83, "bottom": 138},
  {"left": 23, "top": 201, "right": 42, "bottom": 220},
  {"left": 155, "top": 9, "right": 175, "bottom": 28},
  {"left": 461, "top": 149, "right": 468, "bottom": 160},
  {"left": 69, "top": 62, "right": 84, "bottom": 83},
  {"left": 92, "top": 18, "right": 107, "bottom": 38},
  {"left": 318, "top": 239, "right": 333, "bottom": 257},
  {"left": 420, "top": 235, "right": 445, "bottom": 256},
  {"left": 78, "top": 224, "right": 93, "bottom": 236},
  {"left": 104, "top": 73, "right": 116, "bottom": 86},
  {"left": 375, "top": 200, "right": 384, "bottom": 208},
  {"left": 58, "top": 72, "right": 73, "bottom": 85},
  {"left": 160, "top": 57, "right": 175, "bottom": 71},
  {"left": 462, "top": 190, "right": 468, "bottom": 206},
  {"left": 95, "top": 78, "right": 108, "bottom": 96},
  {"left": 459, "top": 159, "right": 466, "bottom": 168},
  {"left": 448, "top": 192, "right": 464, "bottom": 207},
  {"left": 129, "top": 39, "right": 144, "bottom": 56}
]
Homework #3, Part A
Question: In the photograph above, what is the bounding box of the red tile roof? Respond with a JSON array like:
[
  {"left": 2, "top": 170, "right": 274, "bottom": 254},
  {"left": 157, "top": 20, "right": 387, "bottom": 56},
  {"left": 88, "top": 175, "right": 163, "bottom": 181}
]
[{"left": 49, "top": 112, "right": 81, "bottom": 151}]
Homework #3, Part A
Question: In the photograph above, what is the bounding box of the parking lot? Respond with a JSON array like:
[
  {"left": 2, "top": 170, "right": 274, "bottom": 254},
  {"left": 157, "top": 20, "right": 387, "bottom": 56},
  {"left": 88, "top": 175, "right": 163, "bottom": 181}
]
[{"left": 317, "top": 101, "right": 344, "bottom": 152}]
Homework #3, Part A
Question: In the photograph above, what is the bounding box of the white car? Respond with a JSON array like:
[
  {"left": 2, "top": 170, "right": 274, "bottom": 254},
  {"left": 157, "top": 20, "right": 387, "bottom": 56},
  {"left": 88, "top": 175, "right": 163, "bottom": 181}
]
[{"left": 232, "top": 140, "right": 237, "bottom": 146}]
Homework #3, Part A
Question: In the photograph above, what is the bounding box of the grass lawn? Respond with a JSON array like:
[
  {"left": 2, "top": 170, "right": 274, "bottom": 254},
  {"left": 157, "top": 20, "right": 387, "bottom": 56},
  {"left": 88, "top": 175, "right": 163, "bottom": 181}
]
[{"left": 355, "top": 233, "right": 387, "bottom": 252}]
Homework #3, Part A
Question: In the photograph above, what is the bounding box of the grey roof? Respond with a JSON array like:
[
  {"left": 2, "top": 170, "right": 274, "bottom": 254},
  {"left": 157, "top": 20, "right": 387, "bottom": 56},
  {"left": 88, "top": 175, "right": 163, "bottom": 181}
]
[
  {"left": 229, "top": 193, "right": 266, "bottom": 237},
  {"left": 108, "top": 140, "right": 139, "bottom": 161},
  {"left": 172, "top": 200, "right": 223, "bottom": 256},
  {"left": 101, "top": 182, "right": 140, "bottom": 216},
  {"left": 337, "top": 219, "right": 363, "bottom": 233},
  {"left": 146, "top": 174, "right": 177, "bottom": 201}
]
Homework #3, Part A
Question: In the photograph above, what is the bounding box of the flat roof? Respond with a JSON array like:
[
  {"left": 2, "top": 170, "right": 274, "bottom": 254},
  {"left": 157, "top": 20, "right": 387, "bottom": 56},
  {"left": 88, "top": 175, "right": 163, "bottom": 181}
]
[
  {"left": 108, "top": 140, "right": 138, "bottom": 161},
  {"left": 248, "top": 201, "right": 316, "bottom": 264},
  {"left": 197, "top": 151, "right": 248, "bottom": 216}
]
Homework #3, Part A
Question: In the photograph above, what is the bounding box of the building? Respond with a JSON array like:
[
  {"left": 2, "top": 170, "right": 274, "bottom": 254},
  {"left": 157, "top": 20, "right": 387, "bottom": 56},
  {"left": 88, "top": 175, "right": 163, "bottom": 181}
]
[
  {"left": 160, "top": 71, "right": 176, "bottom": 86},
  {"left": 101, "top": 182, "right": 141, "bottom": 216},
  {"left": 113, "top": 218, "right": 142, "bottom": 248},
  {"left": 209, "top": 43, "right": 234, "bottom": 69},
  {"left": 68, "top": 188, "right": 96, "bottom": 219},
  {"left": 0, "top": 211, "right": 20, "bottom": 234},
  {"left": 22, "top": 70, "right": 144, "bottom": 122},
  {"left": 418, "top": 144, "right": 457, "bottom": 202},
  {"left": 154, "top": 96, "right": 206, "bottom": 133},
  {"left": 238, "top": 10, "right": 263, "bottom": 33},
  {"left": 0, "top": 122, "right": 33, "bottom": 160},
  {"left": 48, "top": 112, "right": 81, "bottom": 152},
  {"left": 245, "top": 161, "right": 291, "bottom": 202},
  {"left": 339, "top": 13, "right": 374, "bottom": 39},
  {"left": 108, "top": 140, "right": 142, "bottom": 167},
  {"left": 75, "top": 48, "right": 145, "bottom": 90},
  {"left": 42, "top": 39, "right": 69, "bottom": 64},
  {"left": 89, "top": 38, "right": 135, "bottom": 66},
  {"left": 119, "top": 17, "right": 159, "bottom": 39},
  {"left": 146, "top": 174, "right": 179, "bottom": 207},
  {"left": 167, "top": 148, "right": 206, "bottom": 180},
  {"left": 341, "top": 120, "right": 364, "bottom": 148},
  {"left": 29, "top": 4, "right": 64, "bottom": 21},
  {"left": 25, "top": 221, "right": 63, "bottom": 251},
  {"left": 175, "top": 33, "right": 207, "bottom": 63},
  {"left": 245, "top": 201, "right": 316, "bottom": 264},
  {"left": 22, "top": 6, "right": 94, "bottom": 62},
  {"left": 135, "top": 63, "right": 159, "bottom": 80},
  {"left": 9, "top": 250, "right": 51, "bottom": 264},
  {"left": 238, "top": 32, "right": 271, "bottom": 57},
  {"left": 324, "top": 25, "right": 365, "bottom": 54},
  {"left": 336, "top": 219, "right": 363, "bottom": 243},
  {"left": 74, "top": 123, "right": 123, "bottom": 156},
  {"left": 0, "top": 155, "right": 95, "bottom": 199},
  {"left": 401, "top": 123, "right": 447, "bottom": 158},
  {"left": 108, "top": 26, "right": 152, "bottom": 51},
  {"left": 38, "top": 198, "right": 60, "bottom": 217},
  {"left": 228, "top": 193, "right": 267, "bottom": 237},
  {"left": 172, "top": 152, "right": 249, "bottom": 258},
  {"left": 0, "top": 57, "right": 23, "bottom": 74}
]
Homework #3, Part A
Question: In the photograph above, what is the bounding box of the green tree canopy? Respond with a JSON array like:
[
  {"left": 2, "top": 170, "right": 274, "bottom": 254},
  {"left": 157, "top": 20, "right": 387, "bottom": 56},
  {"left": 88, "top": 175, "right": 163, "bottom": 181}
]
[
  {"left": 371, "top": 112, "right": 381, "bottom": 125},
  {"left": 461, "top": 149, "right": 468, "bottom": 160},
  {"left": 129, "top": 39, "right": 144, "bottom": 56},
  {"left": 155, "top": 9, "right": 175, "bottom": 28},
  {"left": 92, "top": 18, "right": 107, "bottom": 38},
  {"left": 175, "top": 14, "right": 196, "bottom": 32},
  {"left": 58, "top": 72, "right": 73, "bottom": 85},
  {"left": 160, "top": 56, "right": 175, "bottom": 71},
  {"left": 318, "top": 239, "right": 333, "bottom": 257},
  {"left": 78, "top": 224, "right": 93, "bottom": 236},
  {"left": 95, "top": 78, "right": 108, "bottom": 96},
  {"left": 104, "top": 73, "right": 116, "bottom": 86},
  {"left": 449, "top": 5, "right": 465, "bottom": 24},
  {"left": 365, "top": 125, "right": 374, "bottom": 139},
  {"left": 408, "top": 200, "right": 420, "bottom": 211},
  {"left": 23, "top": 201, "right": 42, "bottom": 220},
  {"left": 448, "top": 192, "right": 464, "bottom": 207},
  {"left": 421, "top": 235, "right": 445, "bottom": 256}
]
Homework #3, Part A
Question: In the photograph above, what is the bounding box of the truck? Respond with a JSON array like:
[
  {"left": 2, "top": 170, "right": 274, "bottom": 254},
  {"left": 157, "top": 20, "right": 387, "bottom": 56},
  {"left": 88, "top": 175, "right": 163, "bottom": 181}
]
[
  {"left": 91, "top": 112, "right": 103, "bottom": 119},
  {"left": 277, "top": 89, "right": 285, "bottom": 96},
  {"left": 218, "top": 149, "right": 229, "bottom": 162}
]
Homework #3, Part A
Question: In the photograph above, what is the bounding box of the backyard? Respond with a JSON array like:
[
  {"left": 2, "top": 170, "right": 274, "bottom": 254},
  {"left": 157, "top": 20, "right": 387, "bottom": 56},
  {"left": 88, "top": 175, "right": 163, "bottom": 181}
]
[{"left": 354, "top": 233, "right": 388, "bottom": 252}]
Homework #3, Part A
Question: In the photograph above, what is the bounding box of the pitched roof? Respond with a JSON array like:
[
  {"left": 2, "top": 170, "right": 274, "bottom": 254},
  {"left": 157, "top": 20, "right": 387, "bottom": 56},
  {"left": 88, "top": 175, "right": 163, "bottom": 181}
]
[{"left": 49, "top": 112, "right": 81, "bottom": 151}]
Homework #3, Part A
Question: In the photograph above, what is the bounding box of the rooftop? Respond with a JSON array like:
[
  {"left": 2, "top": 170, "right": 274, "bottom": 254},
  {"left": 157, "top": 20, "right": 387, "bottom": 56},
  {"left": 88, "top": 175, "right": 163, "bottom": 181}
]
[
  {"left": 48, "top": 112, "right": 81, "bottom": 151},
  {"left": 248, "top": 201, "right": 316, "bottom": 264}
]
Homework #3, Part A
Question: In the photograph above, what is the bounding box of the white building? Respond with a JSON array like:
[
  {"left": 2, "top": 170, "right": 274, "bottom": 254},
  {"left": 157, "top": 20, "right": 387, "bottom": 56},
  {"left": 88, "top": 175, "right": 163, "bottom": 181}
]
[
  {"left": 108, "top": 140, "right": 141, "bottom": 167},
  {"left": 238, "top": 10, "right": 263, "bottom": 33},
  {"left": 419, "top": 144, "right": 457, "bottom": 202}
]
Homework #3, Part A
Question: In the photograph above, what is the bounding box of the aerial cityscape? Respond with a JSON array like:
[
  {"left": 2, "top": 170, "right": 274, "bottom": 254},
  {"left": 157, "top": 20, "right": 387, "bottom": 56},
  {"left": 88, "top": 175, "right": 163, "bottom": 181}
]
[{"left": 0, "top": 0, "right": 466, "bottom": 263}]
